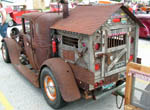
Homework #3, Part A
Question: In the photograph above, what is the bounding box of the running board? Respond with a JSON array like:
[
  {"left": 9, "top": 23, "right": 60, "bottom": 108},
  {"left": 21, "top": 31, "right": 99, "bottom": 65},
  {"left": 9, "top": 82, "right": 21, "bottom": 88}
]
[
  {"left": 14, "top": 64, "right": 39, "bottom": 88},
  {"left": 4, "top": 38, "right": 40, "bottom": 88}
]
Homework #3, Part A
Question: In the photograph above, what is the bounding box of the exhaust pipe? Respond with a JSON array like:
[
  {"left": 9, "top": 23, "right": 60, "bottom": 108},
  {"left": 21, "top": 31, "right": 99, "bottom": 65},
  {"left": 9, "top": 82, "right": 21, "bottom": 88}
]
[
  {"left": 63, "top": 3, "right": 69, "bottom": 18},
  {"left": 59, "top": 0, "right": 69, "bottom": 18}
]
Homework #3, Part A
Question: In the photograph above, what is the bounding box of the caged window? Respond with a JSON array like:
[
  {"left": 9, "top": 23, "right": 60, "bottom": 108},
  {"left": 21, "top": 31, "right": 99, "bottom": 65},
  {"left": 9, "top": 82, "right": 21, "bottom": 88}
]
[
  {"left": 62, "top": 36, "right": 78, "bottom": 48},
  {"left": 107, "top": 34, "right": 126, "bottom": 48}
]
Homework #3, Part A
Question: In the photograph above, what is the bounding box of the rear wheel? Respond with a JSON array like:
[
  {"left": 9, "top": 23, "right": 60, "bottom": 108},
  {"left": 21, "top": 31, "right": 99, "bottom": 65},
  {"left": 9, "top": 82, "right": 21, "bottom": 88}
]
[
  {"left": 1, "top": 42, "right": 11, "bottom": 63},
  {"left": 40, "top": 67, "right": 65, "bottom": 109}
]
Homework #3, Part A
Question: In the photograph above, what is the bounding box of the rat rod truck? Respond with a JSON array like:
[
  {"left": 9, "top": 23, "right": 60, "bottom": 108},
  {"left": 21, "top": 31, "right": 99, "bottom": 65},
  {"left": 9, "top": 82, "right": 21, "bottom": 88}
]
[{"left": 1, "top": 3, "right": 143, "bottom": 109}]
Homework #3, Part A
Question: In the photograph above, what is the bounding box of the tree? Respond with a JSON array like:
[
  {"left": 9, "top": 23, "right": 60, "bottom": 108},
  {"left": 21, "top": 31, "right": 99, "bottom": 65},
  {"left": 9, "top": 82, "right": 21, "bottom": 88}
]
[{"left": 112, "top": 0, "right": 122, "bottom": 2}]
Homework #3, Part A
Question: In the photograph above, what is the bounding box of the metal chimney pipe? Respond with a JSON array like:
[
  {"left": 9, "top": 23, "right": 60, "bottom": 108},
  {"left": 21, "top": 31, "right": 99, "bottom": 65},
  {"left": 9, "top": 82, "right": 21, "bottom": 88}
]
[
  {"left": 63, "top": 3, "right": 69, "bottom": 18},
  {"left": 59, "top": 0, "right": 69, "bottom": 18}
]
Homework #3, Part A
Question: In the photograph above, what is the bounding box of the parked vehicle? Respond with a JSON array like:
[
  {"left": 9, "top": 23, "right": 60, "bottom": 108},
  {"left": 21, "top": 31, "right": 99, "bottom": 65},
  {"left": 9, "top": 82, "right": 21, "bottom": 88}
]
[
  {"left": 139, "top": 5, "right": 150, "bottom": 14},
  {"left": 5, "top": 4, "right": 39, "bottom": 27},
  {"left": 98, "top": 0, "right": 119, "bottom": 4},
  {"left": 1, "top": 3, "right": 143, "bottom": 109},
  {"left": 49, "top": 3, "right": 62, "bottom": 12},
  {"left": 136, "top": 14, "right": 150, "bottom": 38}
]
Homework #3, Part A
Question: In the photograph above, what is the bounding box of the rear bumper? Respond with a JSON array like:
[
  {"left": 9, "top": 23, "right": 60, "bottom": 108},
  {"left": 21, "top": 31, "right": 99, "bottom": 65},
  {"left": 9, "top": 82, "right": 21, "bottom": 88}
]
[{"left": 95, "top": 83, "right": 125, "bottom": 100}]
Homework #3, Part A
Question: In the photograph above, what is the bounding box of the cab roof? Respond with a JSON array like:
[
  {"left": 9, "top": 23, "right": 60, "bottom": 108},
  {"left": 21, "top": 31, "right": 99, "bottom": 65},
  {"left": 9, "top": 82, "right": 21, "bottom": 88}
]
[{"left": 22, "top": 12, "right": 46, "bottom": 21}]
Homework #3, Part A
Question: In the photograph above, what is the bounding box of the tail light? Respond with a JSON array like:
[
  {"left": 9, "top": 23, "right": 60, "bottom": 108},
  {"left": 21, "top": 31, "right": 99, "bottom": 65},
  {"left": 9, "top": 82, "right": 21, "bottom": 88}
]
[
  {"left": 130, "top": 37, "right": 134, "bottom": 43},
  {"left": 95, "top": 64, "right": 100, "bottom": 71},
  {"left": 113, "top": 18, "right": 120, "bottom": 23},
  {"left": 95, "top": 43, "right": 100, "bottom": 50},
  {"left": 94, "top": 82, "right": 99, "bottom": 88},
  {"left": 82, "top": 42, "right": 86, "bottom": 47},
  {"left": 94, "top": 80, "right": 104, "bottom": 88},
  {"left": 99, "top": 80, "right": 104, "bottom": 86},
  {"left": 129, "top": 55, "right": 134, "bottom": 61}
]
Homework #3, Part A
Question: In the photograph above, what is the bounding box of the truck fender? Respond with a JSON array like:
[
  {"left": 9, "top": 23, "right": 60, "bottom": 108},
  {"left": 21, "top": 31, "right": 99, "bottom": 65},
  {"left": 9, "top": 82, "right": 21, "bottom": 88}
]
[
  {"left": 3, "top": 38, "right": 21, "bottom": 64},
  {"left": 40, "top": 58, "right": 81, "bottom": 102}
]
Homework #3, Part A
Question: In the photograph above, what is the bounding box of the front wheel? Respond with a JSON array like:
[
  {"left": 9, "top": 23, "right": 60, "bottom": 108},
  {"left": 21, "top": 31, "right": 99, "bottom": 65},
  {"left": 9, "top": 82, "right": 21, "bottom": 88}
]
[
  {"left": 40, "top": 67, "right": 66, "bottom": 109},
  {"left": 1, "top": 42, "right": 11, "bottom": 63}
]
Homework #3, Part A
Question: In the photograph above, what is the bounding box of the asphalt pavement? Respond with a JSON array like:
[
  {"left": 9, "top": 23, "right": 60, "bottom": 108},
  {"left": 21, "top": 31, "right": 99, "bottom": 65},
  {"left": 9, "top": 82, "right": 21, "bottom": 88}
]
[{"left": 0, "top": 26, "right": 150, "bottom": 110}]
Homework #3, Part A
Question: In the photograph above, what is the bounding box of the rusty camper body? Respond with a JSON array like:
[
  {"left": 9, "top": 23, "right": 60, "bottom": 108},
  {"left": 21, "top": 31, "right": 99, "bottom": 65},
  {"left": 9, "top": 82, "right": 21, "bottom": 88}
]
[{"left": 1, "top": 4, "right": 143, "bottom": 109}]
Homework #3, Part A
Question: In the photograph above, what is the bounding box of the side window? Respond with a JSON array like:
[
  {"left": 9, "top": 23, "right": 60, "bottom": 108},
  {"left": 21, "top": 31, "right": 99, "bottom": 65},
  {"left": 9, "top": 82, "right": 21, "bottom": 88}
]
[
  {"left": 22, "top": 18, "right": 31, "bottom": 34},
  {"left": 25, "top": 20, "right": 30, "bottom": 33}
]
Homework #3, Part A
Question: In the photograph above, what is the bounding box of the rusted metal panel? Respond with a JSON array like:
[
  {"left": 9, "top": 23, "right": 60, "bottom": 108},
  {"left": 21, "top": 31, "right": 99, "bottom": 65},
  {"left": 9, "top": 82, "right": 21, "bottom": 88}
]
[
  {"left": 23, "top": 34, "right": 39, "bottom": 70},
  {"left": 76, "top": 79, "right": 89, "bottom": 90},
  {"left": 104, "top": 73, "right": 118, "bottom": 85},
  {"left": 51, "top": 4, "right": 143, "bottom": 35},
  {"left": 69, "top": 63, "right": 95, "bottom": 85},
  {"left": 22, "top": 12, "right": 62, "bottom": 68},
  {"left": 63, "top": 49, "right": 75, "bottom": 61},
  {"left": 41, "top": 58, "right": 81, "bottom": 102},
  {"left": 4, "top": 38, "right": 39, "bottom": 87},
  {"left": 32, "top": 13, "right": 62, "bottom": 67}
]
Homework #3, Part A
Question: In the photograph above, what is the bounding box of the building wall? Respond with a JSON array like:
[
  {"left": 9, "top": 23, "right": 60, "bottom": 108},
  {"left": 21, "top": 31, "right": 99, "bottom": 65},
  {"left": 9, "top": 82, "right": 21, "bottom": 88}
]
[{"left": 33, "top": 0, "right": 45, "bottom": 9}]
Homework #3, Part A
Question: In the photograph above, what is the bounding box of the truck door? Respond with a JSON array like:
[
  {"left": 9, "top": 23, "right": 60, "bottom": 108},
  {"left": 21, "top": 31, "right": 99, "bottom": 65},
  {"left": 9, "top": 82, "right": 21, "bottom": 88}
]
[
  {"left": 101, "top": 28, "right": 131, "bottom": 78},
  {"left": 22, "top": 18, "right": 38, "bottom": 69}
]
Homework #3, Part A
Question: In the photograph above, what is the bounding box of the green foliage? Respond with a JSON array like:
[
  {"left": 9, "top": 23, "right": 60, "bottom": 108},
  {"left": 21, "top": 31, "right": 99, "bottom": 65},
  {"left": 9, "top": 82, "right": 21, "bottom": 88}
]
[{"left": 78, "top": 0, "right": 83, "bottom": 3}]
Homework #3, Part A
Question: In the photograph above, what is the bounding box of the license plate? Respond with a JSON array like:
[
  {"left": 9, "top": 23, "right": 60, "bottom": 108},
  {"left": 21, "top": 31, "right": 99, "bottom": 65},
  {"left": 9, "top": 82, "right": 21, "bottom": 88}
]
[
  {"left": 114, "top": 61, "right": 125, "bottom": 69},
  {"left": 102, "top": 83, "right": 114, "bottom": 90}
]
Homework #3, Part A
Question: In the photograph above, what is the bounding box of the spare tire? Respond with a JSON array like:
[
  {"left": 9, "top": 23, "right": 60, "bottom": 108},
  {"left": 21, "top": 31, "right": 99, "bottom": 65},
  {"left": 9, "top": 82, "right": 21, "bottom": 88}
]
[{"left": 10, "top": 27, "right": 20, "bottom": 36}]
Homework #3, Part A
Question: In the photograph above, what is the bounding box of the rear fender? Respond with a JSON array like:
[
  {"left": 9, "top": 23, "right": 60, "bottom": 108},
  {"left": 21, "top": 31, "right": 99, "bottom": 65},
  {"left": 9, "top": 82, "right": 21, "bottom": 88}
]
[{"left": 40, "top": 58, "right": 81, "bottom": 102}]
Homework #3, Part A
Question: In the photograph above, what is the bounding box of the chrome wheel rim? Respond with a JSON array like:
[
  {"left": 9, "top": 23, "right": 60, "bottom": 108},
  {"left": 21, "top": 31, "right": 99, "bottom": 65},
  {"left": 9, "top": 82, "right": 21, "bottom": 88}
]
[
  {"left": 44, "top": 75, "right": 56, "bottom": 101},
  {"left": 8, "top": 21, "right": 13, "bottom": 27}
]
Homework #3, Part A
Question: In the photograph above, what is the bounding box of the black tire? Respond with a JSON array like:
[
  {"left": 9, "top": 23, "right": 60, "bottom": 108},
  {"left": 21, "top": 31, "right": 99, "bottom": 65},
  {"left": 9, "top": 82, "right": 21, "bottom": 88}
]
[
  {"left": 40, "top": 67, "right": 66, "bottom": 109},
  {"left": 1, "top": 42, "right": 11, "bottom": 63}
]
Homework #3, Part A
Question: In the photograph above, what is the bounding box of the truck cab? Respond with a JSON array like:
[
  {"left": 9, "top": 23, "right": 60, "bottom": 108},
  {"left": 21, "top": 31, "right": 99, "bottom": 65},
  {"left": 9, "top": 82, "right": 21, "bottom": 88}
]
[{"left": 1, "top": 4, "right": 143, "bottom": 109}]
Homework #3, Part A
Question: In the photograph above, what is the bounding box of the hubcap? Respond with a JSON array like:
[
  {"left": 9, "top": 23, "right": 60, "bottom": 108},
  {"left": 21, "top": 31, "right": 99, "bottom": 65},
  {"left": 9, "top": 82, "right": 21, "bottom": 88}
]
[
  {"left": 44, "top": 75, "right": 56, "bottom": 101},
  {"left": 2, "top": 45, "right": 7, "bottom": 60},
  {"left": 8, "top": 21, "right": 13, "bottom": 27}
]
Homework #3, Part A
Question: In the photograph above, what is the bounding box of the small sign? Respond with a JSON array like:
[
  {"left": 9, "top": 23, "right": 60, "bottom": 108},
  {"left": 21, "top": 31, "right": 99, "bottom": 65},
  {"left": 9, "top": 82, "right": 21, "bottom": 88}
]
[
  {"left": 121, "top": 13, "right": 126, "bottom": 16},
  {"left": 129, "top": 69, "right": 150, "bottom": 82},
  {"left": 121, "top": 18, "right": 127, "bottom": 24}
]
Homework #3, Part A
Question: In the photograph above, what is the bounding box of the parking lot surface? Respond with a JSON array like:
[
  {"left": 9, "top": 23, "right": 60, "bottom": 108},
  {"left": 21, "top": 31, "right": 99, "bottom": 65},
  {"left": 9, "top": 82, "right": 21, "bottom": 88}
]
[{"left": 0, "top": 26, "right": 149, "bottom": 110}]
